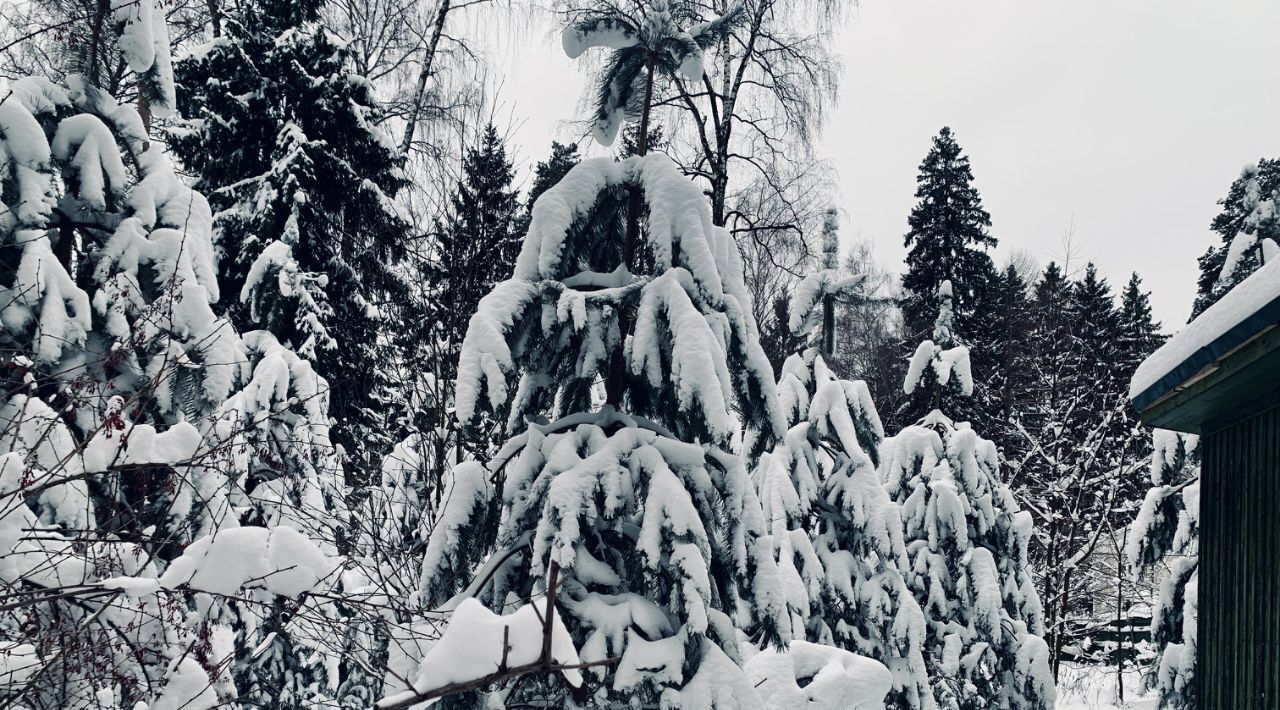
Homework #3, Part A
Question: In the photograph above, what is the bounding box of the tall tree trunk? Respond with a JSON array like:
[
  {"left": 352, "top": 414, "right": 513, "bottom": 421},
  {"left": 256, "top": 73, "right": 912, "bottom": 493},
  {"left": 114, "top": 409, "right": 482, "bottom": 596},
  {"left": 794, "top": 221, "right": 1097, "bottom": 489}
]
[
  {"left": 399, "top": 0, "right": 452, "bottom": 155},
  {"left": 54, "top": 213, "right": 75, "bottom": 269},
  {"left": 1052, "top": 567, "right": 1073, "bottom": 680},
  {"left": 605, "top": 55, "right": 656, "bottom": 407}
]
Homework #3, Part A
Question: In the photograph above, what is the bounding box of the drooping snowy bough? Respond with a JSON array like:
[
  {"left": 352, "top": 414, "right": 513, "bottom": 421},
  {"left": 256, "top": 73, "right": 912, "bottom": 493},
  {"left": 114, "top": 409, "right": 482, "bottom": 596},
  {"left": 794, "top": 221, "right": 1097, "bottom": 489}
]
[{"left": 408, "top": 154, "right": 804, "bottom": 708}]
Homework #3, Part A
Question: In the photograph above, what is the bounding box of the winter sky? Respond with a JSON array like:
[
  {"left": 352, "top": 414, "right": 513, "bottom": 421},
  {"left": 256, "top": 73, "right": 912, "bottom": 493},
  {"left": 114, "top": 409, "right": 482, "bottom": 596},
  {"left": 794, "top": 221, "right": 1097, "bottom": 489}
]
[{"left": 486, "top": 0, "right": 1280, "bottom": 328}]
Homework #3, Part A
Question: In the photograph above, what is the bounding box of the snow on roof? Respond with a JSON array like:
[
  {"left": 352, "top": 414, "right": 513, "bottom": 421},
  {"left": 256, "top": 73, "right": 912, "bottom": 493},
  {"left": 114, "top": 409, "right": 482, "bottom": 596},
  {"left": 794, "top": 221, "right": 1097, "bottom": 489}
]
[{"left": 1130, "top": 257, "right": 1280, "bottom": 409}]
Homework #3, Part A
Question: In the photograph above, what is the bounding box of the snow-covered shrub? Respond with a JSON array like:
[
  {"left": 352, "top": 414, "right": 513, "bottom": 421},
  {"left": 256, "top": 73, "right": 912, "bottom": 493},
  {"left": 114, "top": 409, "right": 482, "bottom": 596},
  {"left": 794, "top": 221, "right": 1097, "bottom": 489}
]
[{"left": 745, "top": 639, "right": 893, "bottom": 709}]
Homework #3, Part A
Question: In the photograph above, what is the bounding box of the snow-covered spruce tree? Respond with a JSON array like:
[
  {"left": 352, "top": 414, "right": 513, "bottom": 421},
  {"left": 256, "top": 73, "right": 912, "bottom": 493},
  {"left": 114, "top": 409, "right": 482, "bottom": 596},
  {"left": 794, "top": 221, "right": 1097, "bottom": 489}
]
[
  {"left": 214, "top": 336, "right": 347, "bottom": 710},
  {"left": 0, "top": 10, "right": 346, "bottom": 705},
  {"left": 754, "top": 209, "right": 932, "bottom": 708},
  {"left": 1127, "top": 430, "right": 1199, "bottom": 709},
  {"left": 1191, "top": 158, "right": 1280, "bottom": 319},
  {"left": 561, "top": 0, "right": 745, "bottom": 373},
  {"left": 882, "top": 283, "right": 1054, "bottom": 709},
  {"left": 406, "top": 149, "right": 795, "bottom": 706},
  {"left": 169, "top": 0, "right": 409, "bottom": 477}
]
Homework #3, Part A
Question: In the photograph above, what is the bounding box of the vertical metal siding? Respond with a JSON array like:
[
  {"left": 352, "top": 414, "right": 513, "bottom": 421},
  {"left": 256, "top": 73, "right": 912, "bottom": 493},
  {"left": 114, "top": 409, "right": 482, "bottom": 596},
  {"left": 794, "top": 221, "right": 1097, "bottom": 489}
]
[{"left": 1200, "top": 404, "right": 1280, "bottom": 709}]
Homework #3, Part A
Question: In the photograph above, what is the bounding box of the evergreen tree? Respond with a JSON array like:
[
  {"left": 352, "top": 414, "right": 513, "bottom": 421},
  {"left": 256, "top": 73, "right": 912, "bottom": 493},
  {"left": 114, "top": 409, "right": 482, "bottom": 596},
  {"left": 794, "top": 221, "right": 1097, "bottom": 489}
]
[
  {"left": 408, "top": 147, "right": 800, "bottom": 704},
  {"left": 1191, "top": 159, "right": 1280, "bottom": 318},
  {"left": 883, "top": 284, "right": 1055, "bottom": 709},
  {"left": 169, "top": 0, "right": 409, "bottom": 477},
  {"left": 1013, "top": 263, "right": 1159, "bottom": 677},
  {"left": 530, "top": 141, "right": 582, "bottom": 206},
  {"left": 1127, "top": 431, "right": 1200, "bottom": 709},
  {"left": 618, "top": 122, "right": 669, "bottom": 158},
  {"left": 1116, "top": 272, "right": 1162, "bottom": 373},
  {"left": 515, "top": 140, "right": 581, "bottom": 237},
  {"left": 900, "top": 127, "right": 998, "bottom": 345},
  {"left": 428, "top": 123, "right": 521, "bottom": 387},
  {"left": 902, "top": 282, "right": 976, "bottom": 421},
  {"left": 564, "top": 0, "right": 745, "bottom": 405},
  {"left": 978, "top": 264, "right": 1035, "bottom": 462},
  {"left": 757, "top": 234, "right": 935, "bottom": 708},
  {"left": 1065, "top": 264, "right": 1122, "bottom": 428}
]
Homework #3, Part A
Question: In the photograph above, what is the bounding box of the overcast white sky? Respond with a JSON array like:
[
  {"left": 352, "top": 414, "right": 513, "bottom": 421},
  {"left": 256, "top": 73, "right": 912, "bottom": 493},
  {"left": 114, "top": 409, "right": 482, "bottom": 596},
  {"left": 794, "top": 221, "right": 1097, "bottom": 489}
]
[{"left": 486, "top": 0, "right": 1280, "bottom": 327}]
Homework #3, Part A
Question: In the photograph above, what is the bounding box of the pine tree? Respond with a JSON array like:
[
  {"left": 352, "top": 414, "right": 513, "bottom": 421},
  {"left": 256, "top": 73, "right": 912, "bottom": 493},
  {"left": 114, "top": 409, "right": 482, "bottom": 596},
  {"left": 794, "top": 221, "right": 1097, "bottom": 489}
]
[
  {"left": 1063, "top": 264, "right": 1124, "bottom": 445},
  {"left": 883, "top": 284, "right": 1054, "bottom": 709},
  {"left": 618, "top": 121, "right": 669, "bottom": 158},
  {"left": 428, "top": 124, "right": 521, "bottom": 393},
  {"left": 1191, "top": 159, "right": 1280, "bottom": 318},
  {"left": 901, "top": 282, "right": 976, "bottom": 421},
  {"left": 1127, "top": 430, "right": 1199, "bottom": 709},
  {"left": 1116, "top": 273, "right": 1162, "bottom": 374},
  {"left": 564, "top": 0, "right": 745, "bottom": 405},
  {"left": 1013, "top": 263, "right": 1158, "bottom": 678},
  {"left": 758, "top": 222, "right": 935, "bottom": 708},
  {"left": 900, "top": 127, "right": 998, "bottom": 345},
  {"left": 412, "top": 123, "right": 522, "bottom": 464},
  {"left": 169, "top": 0, "right": 409, "bottom": 477},
  {"left": 408, "top": 146, "right": 799, "bottom": 704}
]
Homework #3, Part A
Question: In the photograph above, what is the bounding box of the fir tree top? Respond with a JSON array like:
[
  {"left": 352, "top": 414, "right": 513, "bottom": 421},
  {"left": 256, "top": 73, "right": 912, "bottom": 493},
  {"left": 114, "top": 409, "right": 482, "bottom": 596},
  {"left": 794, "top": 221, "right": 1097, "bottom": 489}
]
[
  {"left": 527, "top": 141, "right": 582, "bottom": 209},
  {"left": 1117, "top": 271, "right": 1162, "bottom": 367},
  {"left": 901, "top": 126, "right": 997, "bottom": 341}
]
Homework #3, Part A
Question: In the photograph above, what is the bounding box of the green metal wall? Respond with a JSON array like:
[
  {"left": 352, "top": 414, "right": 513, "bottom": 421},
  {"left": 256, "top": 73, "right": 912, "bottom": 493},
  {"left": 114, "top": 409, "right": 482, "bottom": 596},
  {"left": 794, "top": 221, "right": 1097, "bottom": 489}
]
[{"left": 1200, "top": 404, "right": 1280, "bottom": 709}]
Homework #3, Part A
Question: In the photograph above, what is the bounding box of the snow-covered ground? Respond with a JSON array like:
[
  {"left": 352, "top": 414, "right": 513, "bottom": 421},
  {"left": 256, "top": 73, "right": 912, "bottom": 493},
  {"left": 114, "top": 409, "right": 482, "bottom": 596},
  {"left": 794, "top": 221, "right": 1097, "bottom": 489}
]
[{"left": 1056, "top": 664, "right": 1157, "bottom": 710}]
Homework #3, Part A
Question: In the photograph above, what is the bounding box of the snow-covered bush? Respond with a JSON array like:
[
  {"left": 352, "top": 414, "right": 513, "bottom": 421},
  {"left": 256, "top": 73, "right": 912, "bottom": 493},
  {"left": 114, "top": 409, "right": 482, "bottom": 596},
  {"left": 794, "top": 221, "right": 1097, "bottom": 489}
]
[{"left": 745, "top": 639, "right": 893, "bottom": 710}]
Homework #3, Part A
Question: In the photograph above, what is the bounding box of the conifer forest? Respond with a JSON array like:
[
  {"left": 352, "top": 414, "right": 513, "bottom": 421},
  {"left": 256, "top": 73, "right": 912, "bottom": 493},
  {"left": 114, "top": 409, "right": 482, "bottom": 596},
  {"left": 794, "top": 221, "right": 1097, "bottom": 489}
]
[{"left": 0, "top": 0, "right": 1273, "bottom": 707}]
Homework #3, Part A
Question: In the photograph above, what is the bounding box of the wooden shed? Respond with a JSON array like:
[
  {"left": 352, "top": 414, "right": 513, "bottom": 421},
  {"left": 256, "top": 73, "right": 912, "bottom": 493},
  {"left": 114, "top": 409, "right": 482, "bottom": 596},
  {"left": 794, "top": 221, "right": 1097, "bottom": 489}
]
[{"left": 1129, "top": 258, "right": 1280, "bottom": 709}]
